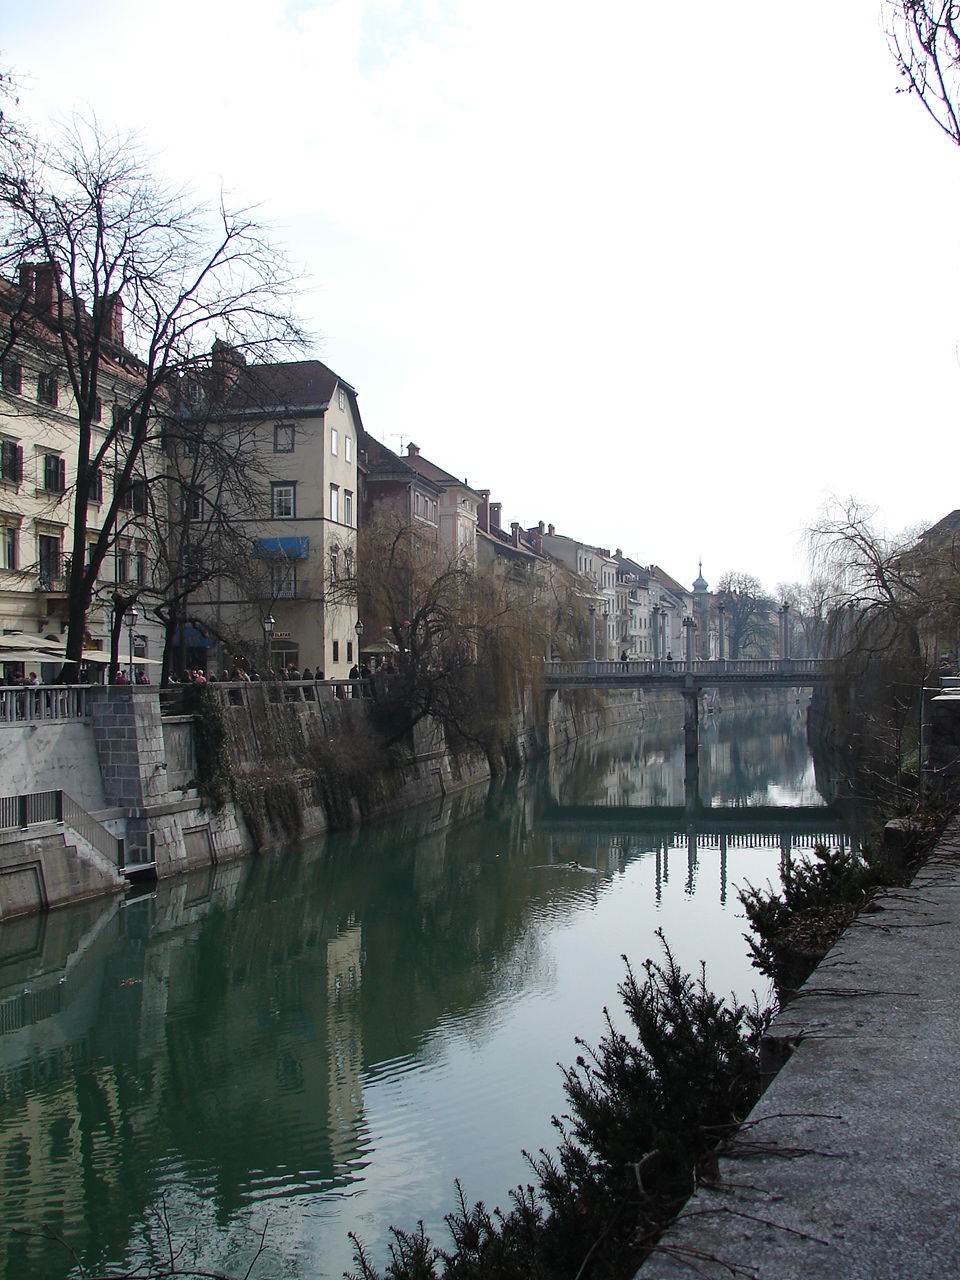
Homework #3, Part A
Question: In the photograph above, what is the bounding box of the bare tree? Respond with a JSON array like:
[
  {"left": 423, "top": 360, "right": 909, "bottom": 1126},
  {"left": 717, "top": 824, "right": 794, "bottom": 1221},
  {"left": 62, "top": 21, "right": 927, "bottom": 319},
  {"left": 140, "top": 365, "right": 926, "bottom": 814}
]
[
  {"left": 887, "top": 1, "right": 960, "bottom": 145},
  {"left": 0, "top": 116, "right": 306, "bottom": 677},
  {"left": 336, "top": 513, "right": 559, "bottom": 751},
  {"left": 715, "top": 571, "right": 776, "bottom": 659},
  {"left": 804, "top": 498, "right": 960, "bottom": 807}
]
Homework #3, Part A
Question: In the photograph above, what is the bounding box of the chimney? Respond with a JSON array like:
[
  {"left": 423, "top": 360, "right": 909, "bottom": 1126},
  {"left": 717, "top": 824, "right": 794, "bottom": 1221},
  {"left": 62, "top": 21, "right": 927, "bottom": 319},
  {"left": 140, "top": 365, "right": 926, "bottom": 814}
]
[
  {"left": 407, "top": 442, "right": 420, "bottom": 456},
  {"left": 477, "top": 490, "right": 491, "bottom": 533},
  {"left": 547, "top": 523, "right": 555, "bottom": 536},
  {"left": 538, "top": 520, "right": 545, "bottom": 535},
  {"left": 615, "top": 548, "right": 622, "bottom": 558},
  {"left": 103, "top": 293, "right": 124, "bottom": 345},
  {"left": 210, "top": 339, "right": 246, "bottom": 398},
  {"left": 510, "top": 521, "right": 521, "bottom": 548},
  {"left": 489, "top": 502, "right": 502, "bottom": 530},
  {"left": 21, "top": 262, "right": 60, "bottom": 311},
  {"left": 33, "top": 263, "right": 60, "bottom": 311}
]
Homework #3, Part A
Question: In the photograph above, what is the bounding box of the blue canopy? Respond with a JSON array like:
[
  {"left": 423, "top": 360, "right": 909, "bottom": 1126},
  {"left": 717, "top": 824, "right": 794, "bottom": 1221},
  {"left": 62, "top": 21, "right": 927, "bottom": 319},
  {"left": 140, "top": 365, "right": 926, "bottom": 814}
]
[{"left": 253, "top": 537, "right": 310, "bottom": 559}]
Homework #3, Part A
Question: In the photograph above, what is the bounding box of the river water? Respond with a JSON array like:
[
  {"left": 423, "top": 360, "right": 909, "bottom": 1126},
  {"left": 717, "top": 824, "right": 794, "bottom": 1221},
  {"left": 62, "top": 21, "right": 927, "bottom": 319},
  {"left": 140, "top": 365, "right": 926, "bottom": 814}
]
[{"left": 0, "top": 703, "right": 851, "bottom": 1279}]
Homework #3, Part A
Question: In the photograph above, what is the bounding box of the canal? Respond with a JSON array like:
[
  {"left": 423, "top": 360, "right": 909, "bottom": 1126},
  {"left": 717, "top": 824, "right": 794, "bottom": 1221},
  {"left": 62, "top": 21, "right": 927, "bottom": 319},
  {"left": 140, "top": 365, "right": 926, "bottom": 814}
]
[{"left": 0, "top": 701, "right": 852, "bottom": 1279}]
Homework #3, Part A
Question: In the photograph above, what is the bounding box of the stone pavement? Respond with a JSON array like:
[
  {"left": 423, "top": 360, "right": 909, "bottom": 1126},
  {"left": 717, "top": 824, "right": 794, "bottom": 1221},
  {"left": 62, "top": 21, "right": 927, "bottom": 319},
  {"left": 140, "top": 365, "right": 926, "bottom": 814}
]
[{"left": 637, "top": 821, "right": 960, "bottom": 1280}]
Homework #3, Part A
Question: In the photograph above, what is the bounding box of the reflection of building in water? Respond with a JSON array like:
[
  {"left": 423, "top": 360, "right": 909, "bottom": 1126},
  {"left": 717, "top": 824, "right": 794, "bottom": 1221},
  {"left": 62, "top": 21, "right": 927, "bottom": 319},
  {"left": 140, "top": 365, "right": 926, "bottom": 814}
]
[{"left": 326, "top": 922, "right": 364, "bottom": 1169}]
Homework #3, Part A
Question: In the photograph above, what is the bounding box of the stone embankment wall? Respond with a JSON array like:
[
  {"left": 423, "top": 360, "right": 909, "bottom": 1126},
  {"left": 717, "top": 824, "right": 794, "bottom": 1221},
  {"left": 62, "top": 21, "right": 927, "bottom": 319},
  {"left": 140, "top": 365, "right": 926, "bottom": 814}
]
[
  {"left": 0, "top": 679, "right": 634, "bottom": 919},
  {"left": 0, "top": 678, "right": 809, "bottom": 920}
]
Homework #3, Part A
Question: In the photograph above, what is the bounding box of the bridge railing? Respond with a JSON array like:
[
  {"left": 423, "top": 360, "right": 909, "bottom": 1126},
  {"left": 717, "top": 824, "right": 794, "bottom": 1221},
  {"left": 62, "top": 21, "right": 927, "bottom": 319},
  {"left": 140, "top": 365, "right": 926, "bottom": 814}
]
[{"left": 544, "top": 658, "right": 828, "bottom": 679}]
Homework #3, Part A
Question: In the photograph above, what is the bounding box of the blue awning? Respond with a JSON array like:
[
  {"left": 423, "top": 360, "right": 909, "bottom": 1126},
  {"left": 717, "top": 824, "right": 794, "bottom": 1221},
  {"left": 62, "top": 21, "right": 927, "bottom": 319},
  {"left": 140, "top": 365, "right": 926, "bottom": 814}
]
[
  {"left": 172, "top": 624, "right": 217, "bottom": 648},
  {"left": 253, "top": 536, "right": 310, "bottom": 559}
]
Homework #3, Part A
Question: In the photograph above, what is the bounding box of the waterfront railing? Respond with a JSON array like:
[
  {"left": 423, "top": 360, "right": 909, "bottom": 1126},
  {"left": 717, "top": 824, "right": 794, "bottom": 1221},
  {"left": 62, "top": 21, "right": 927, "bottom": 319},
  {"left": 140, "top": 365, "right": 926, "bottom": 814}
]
[
  {"left": 0, "top": 788, "right": 122, "bottom": 867},
  {"left": 0, "top": 685, "right": 90, "bottom": 724}
]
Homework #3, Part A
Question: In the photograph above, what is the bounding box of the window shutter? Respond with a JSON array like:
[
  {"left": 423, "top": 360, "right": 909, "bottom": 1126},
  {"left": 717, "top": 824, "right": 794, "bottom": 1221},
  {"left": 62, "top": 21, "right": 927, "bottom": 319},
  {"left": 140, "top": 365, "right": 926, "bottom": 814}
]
[
  {"left": 57, "top": 457, "right": 66, "bottom": 491},
  {"left": 14, "top": 446, "right": 23, "bottom": 482}
]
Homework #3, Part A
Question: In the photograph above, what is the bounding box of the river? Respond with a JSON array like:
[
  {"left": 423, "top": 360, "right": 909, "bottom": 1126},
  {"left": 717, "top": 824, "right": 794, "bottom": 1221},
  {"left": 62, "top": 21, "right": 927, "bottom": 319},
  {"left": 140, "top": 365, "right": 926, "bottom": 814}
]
[{"left": 0, "top": 701, "right": 852, "bottom": 1279}]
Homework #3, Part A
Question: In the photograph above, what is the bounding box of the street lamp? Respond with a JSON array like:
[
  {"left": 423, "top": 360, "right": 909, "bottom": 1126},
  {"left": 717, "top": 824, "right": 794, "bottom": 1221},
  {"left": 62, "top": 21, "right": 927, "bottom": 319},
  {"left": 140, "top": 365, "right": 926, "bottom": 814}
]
[
  {"left": 127, "top": 605, "right": 139, "bottom": 684},
  {"left": 262, "top": 613, "right": 275, "bottom": 673},
  {"left": 588, "top": 603, "right": 597, "bottom": 664}
]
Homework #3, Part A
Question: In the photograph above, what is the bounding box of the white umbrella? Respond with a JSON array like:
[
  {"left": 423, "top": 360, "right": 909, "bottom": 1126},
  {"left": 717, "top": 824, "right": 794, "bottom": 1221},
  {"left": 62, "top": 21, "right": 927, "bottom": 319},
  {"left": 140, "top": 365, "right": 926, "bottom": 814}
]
[{"left": 0, "top": 650, "right": 65, "bottom": 663}]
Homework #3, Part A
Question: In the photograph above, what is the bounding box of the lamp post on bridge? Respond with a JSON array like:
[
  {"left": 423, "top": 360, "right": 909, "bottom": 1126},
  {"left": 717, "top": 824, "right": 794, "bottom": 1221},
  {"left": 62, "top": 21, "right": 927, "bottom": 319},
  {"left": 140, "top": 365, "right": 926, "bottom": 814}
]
[
  {"left": 717, "top": 601, "right": 726, "bottom": 663},
  {"left": 652, "top": 605, "right": 662, "bottom": 661},
  {"left": 588, "top": 603, "right": 597, "bottom": 667}
]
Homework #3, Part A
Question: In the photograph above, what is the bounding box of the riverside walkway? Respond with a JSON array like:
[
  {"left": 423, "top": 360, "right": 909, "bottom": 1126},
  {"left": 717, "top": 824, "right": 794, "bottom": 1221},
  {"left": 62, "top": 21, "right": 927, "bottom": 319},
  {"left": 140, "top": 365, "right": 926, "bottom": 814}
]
[{"left": 637, "top": 819, "right": 960, "bottom": 1280}]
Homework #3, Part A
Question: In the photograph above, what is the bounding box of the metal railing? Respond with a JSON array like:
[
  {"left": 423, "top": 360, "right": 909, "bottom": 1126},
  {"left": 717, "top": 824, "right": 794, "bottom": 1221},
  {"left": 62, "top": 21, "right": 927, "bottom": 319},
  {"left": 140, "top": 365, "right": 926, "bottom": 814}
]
[
  {"left": 544, "top": 658, "right": 830, "bottom": 679},
  {"left": 0, "top": 685, "right": 90, "bottom": 724},
  {"left": 0, "top": 789, "right": 122, "bottom": 867}
]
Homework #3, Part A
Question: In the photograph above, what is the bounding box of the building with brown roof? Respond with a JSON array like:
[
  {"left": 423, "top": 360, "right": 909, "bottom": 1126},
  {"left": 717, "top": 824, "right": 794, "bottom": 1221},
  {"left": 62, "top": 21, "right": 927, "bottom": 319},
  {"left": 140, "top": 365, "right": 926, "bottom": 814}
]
[{"left": 185, "top": 355, "right": 361, "bottom": 676}]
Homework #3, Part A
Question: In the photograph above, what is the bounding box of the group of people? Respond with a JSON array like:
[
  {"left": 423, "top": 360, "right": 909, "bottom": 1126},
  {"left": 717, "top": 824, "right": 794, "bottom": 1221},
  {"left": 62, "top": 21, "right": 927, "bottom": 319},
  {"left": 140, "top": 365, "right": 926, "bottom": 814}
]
[{"left": 112, "top": 668, "right": 151, "bottom": 685}]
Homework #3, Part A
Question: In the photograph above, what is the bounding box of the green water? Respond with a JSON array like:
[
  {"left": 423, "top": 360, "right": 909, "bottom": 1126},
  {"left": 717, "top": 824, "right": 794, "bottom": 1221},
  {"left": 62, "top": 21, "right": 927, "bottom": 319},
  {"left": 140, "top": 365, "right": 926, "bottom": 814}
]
[{"left": 0, "top": 706, "right": 848, "bottom": 1279}]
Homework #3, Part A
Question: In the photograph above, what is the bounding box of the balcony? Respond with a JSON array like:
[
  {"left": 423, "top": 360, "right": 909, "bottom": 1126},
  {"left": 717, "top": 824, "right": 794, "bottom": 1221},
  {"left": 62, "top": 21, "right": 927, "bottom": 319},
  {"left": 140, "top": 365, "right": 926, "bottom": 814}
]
[{"left": 36, "top": 574, "right": 68, "bottom": 595}]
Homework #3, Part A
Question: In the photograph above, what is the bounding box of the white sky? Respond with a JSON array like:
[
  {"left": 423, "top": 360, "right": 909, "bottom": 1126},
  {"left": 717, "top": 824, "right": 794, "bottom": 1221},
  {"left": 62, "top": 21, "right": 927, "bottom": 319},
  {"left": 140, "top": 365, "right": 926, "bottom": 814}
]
[{"left": 6, "top": 0, "right": 960, "bottom": 594}]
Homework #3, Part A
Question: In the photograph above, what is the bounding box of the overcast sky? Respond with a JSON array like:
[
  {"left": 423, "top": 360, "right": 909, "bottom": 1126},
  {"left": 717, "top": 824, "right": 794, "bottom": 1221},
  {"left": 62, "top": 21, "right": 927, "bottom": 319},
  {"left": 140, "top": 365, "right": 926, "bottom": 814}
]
[{"left": 6, "top": 1, "right": 960, "bottom": 594}]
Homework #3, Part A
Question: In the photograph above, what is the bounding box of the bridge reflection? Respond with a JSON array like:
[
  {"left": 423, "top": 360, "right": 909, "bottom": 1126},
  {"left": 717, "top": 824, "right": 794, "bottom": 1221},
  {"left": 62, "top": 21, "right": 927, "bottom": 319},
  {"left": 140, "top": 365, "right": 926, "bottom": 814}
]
[{"left": 538, "top": 800, "right": 853, "bottom": 904}]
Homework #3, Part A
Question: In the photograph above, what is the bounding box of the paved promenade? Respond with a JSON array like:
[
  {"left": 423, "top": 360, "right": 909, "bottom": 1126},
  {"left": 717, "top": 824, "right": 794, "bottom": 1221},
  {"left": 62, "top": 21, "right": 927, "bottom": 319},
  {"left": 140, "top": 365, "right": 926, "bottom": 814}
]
[{"left": 638, "top": 820, "right": 960, "bottom": 1280}]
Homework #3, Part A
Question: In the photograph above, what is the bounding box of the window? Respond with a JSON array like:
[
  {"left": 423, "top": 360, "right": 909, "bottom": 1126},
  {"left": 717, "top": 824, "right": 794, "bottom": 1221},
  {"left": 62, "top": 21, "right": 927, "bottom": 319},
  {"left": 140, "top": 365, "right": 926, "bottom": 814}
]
[
  {"left": 41, "top": 453, "right": 66, "bottom": 493},
  {"left": 338, "top": 388, "right": 346, "bottom": 411},
  {"left": 271, "top": 482, "right": 295, "bottom": 519},
  {"left": 112, "top": 403, "right": 131, "bottom": 434},
  {"left": 88, "top": 469, "right": 103, "bottom": 504},
  {"left": 2, "top": 526, "right": 17, "bottom": 570},
  {"left": 115, "top": 549, "right": 130, "bottom": 584},
  {"left": 344, "top": 490, "right": 353, "bottom": 527},
  {"left": 38, "top": 534, "right": 61, "bottom": 589},
  {"left": 1, "top": 360, "right": 22, "bottom": 394},
  {"left": 344, "top": 547, "right": 354, "bottom": 579},
  {"left": 330, "top": 427, "right": 339, "bottom": 456},
  {"left": 329, "top": 484, "right": 339, "bottom": 522},
  {"left": 1, "top": 440, "right": 23, "bottom": 484},
  {"left": 184, "top": 486, "right": 204, "bottom": 521},
  {"left": 184, "top": 543, "right": 204, "bottom": 573},
  {"left": 37, "top": 372, "right": 58, "bottom": 406},
  {"left": 344, "top": 435, "right": 352, "bottom": 463},
  {"left": 414, "top": 492, "right": 421, "bottom": 516},
  {"left": 86, "top": 541, "right": 98, "bottom": 573},
  {"left": 332, "top": 639, "right": 340, "bottom": 663},
  {"left": 271, "top": 561, "right": 297, "bottom": 599},
  {"left": 136, "top": 551, "right": 147, "bottom": 585},
  {"left": 274, "top": 423, "right": 295, "bottom": 453},
  {"left": 346, "top": 640, "right": 353, "bottom": 663},
  {"left": 330, "top": 547, "right": 339, "bottom": 581},
  {"left": 93, "top": 396, "right": 102, "bottom": 423}
]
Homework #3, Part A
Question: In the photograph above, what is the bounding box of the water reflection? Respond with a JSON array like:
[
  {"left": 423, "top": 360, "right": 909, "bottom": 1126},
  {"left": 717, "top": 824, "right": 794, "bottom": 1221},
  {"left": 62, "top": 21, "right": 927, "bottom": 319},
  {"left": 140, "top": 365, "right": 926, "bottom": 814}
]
[{"left": 0, "top": 706, "right": 851, "bottom": 1279}]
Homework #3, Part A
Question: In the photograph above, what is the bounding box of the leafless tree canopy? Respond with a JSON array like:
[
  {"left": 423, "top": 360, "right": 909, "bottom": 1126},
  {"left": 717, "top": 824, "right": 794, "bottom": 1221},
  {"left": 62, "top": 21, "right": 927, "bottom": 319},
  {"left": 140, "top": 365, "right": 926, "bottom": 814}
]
[
  {"left": 0, "top": 115, "right": 308, "bottom": 673},
  {"left": 887, "top": 1, "right": 960, "bottom": 144},
  {"left": 714, "top": 571, "right": 776, "bottom": 659}
]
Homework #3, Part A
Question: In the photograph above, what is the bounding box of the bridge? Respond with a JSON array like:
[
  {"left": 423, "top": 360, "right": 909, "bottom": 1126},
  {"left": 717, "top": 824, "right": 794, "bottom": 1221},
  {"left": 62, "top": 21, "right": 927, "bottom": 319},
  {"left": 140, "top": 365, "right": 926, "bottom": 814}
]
[{"left": 542, "top": 657, "right": 834, "bottom": 691}]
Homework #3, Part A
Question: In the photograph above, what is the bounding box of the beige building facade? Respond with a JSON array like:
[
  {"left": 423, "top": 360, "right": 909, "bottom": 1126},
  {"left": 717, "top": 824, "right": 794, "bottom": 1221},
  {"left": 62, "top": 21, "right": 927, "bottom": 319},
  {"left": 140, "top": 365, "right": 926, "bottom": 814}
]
[
  {"left": 188, "top": 359, "right": 360, "bottom": 678},
  {"left": 0, "top": 270, "right": 165, "bottom": 678}
]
